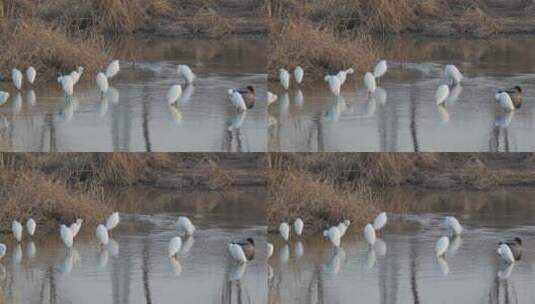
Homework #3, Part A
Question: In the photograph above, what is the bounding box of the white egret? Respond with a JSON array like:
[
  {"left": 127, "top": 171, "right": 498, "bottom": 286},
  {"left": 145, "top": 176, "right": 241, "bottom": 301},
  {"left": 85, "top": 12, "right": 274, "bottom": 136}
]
[
  {"left": 279, "top": 222, "right": 290, "bottom": 241},
  {"left": 279, "top": 68, "right": 290, "bottom": 90},
  {"left": 0, "top": 91, "right": 9, "bottom": 105},
  {"left": 167, "top": 84, "right": 182, "bottom": 105},
  {"left": 337, "top": 219, "right": 350, "bottom": 237},
  {"left": 228, "top": 89, "right": 247, "bottom": 112},
  {"left": 497, "top": 243, "right": 515, "bottom": 264},
  {"left": 0, "top": 244, "right": 6, "bottom": 259},
  {"left": 364, "top": 224, "right": 376, "bottom": 245},
  {"left": 105, "top": 212, "right": 120, "bottom": 231},
  {"left": 12, "top": 221, "right": 22, "bottom": 242},
  {"left": 267, "top": 91, "right": 278, "bottom": 106},
  {"left": 364, "top": 72, "right": 376, "bottom": 93},
  {"left": 26, "top": 218, "right": 36, "bottom": 237},
  {"left": 373, "top": 212, "right": 387, "bottom": 231},
  {"left": 445, "top": 216, "right": 462, "bottom": 236},
  {"left": 60, "top": 224, "right": 74, "bottom": 248},
  {"left": 294, "top": 66, "right": 304, "bottom": 84},
  {"left": 70, "top": 66, "right": 84, "bottom": 85},
  {"left": 69, "top": 218, "right": 83, "bottom": 238},
  {"left": 324, "top": 226, "right": 341, "bottom": 247},
  {"left": 325, "top": 75, "right": 341, "bottom": 96},
  {"left": 12, "top": 68, "right": 23, "bottom": 90},
  {"left": 336, "top": 68, "right": 354, "bottom": 86},
  {"left": 105, "top": 60, "right": 120, "bottom": 79},
  {"left": 293, "top": 218, "right": 304, "bottom": 236},
  {"left": 373, "top": 60, "right": 388, "bottom": 79},
  {"left": 60, "top": 75, "right": 74, "bottom": 97},
  {"left": 228, "top": 243, "right": 247, "bottom": 264},
  {"left": 96, "top": 224, "right": 109, "bottom": 246},
  {"left": 168, "top": 236, "right": 182, "bottom": 258},
  {"left": 176, "top": 216, "right": 195, "bottom": 236},
  {"left": 435, "top": 236, "right": 449, "bottom": 257},
  {"left": 96, "top": 72, "right": 109, "bottom": 95},
  {"left": 436, "top": 84, "right": 450, "bottom": 105},
  {"left": 444, "top": 65, "right": 463, "bottom": 84},
  {"left": 267, "top": 243, "right": 274, "bottom": 259},
  {"left": 177, "top": 64, "right": 195, "bottom": 84},
  {"left": 26, "top": 66, "right": 36, "bottom": 84},
  {"left": 495, "top": 92, "right": 514, "bottom": 112}
]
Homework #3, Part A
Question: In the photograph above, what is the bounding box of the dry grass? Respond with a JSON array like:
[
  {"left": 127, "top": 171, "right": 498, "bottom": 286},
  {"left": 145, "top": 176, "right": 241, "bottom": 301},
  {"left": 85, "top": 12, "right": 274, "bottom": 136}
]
[{"left": 268, "top": 20, "right": 377, "bottom": 81}]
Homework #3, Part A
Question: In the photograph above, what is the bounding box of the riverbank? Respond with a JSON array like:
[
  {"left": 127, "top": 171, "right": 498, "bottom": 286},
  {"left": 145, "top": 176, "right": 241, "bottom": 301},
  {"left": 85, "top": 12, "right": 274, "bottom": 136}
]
[{"left": 0, "top": 153, "right": 266, "bottom": 234}]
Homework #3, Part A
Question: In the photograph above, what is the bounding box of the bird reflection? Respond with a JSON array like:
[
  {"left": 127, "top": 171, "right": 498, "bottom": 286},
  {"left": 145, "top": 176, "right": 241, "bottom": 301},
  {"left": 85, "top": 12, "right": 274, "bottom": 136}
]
[
  {"left": 294, "top": 241, "right": 304, "bottom": 259},
  {"left": 366, "top": 95, "right": 377, "bottom": 117},
  {"left": 497, "top": 263, "right": 514, "bottom": 281},
  {"left": 279, "top": 93, "right": 290, "bottom": 116},
  {"left": 374, "top": 87, "right": 387, "bottom": 105},
  {"left": 26, "top": 241, "right": 36, "bottom": 259},
  {"left": 168, "top": 104, "right": 183, "bottom": 126},
  {"left": 279, "top": 244, "right": 290, "bottom": 264},
  {"left": 107, "top": 86, "right": 120, "bottom": 105},
  {"left": 445, "top": 84, "right": 462, "bottom": 106},
  {"left": 26, "top": 89, "right": 36, "bottom": 107},
  {"left": 0, "top": 264, "right": 5, "bottom": 280},
  {"left": 182, "top": 236, "right": 195, "bottom": 254},
  {"left": 227, "top": 111, "right": 247, "bottom": 131},
  {"left": 12, "top": 244, "right": 22, "bottom": 265},
  {"left": 0, "top": 114, "right": 10, "bottom": 129},
  {"left": 11, "top": 93, "right": 22, "bottom": 115},
  {"left": 179, "top": 84, "right": 195, "bottom": 104},
  {"left": 366, "top": 247, "right": 377, "bottom": 269},
  {"left": 57, "top": 249, "right": 79, "bottom": 274},
  {"left": 494, "top": 111, "right": 514, "bottom": 129},
  {"left": 97, "top": 95, "right": 109, "bottom": 118},
  {"left": 169, "top": 257, "right": 182, "bottom": 276},
  {"left": 447, "top": 236, "right": 462, "bottom": 257},
  {"left": 97, "top": 249, "right": 109, "bottom": 270},
  {"left": 374, "top": 239, "right": 387, "bottom": 256},
  {"left": 324, "top": 96, "right": 347, "bottom": 122},
  {"left": 437, "top": 105, "right": 450, "bottom": 123},
  {"left": 437, "top": 257, "right": 449, "bottom": 276},
  {"left": 228, "top": 262, "right": 247, "bottom": 281},
  {"left": 57, "top": 98, "right": 77, "bottom": 123},
  {"left": 107, "top": 239, "right": 120, "bottom": 257},
  {"left": 322, "top": 247, "right": 346, "bottom": 274},
  {"left": 294, "top": 90, "right": 304, "bottom": 107}
]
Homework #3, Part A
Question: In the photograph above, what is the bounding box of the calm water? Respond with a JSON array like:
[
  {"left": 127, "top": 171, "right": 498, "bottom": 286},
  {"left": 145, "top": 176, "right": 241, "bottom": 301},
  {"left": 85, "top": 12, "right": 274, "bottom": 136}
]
[
  {"left": 0, "top": 38, "right": 267, "bottom": 152},
  {"left": 268, "top": 36, "right": 535, "bottom": 152},
  {"left": 0, "top": 189, "right": 267, "bottom": 304},
  {"left": 268, "top": 189, "right": 535, "bottom": 303}
]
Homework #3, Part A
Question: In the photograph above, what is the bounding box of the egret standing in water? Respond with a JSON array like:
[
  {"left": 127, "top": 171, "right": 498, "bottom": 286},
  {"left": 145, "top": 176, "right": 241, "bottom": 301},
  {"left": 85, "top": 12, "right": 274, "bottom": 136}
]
[
  {"left": 167, "top": 84, "right": 182, "bottom": 105},
  {"left": 228, "top": 89, "right": 247, "bottom": 112},
  {"left": 373, "top": 212, "right": 387, "bottom": 231},
  {"left": 178, "top": 65, "right": 195, "bottom": 84},
  {"left": 26, "top": 67, "right": 36, "bottom": 85},
  {"left": 363, "top": 224, "right": 376, "bottom": 245},
  {"left": 105, "top": 60, "right": 120, "bottom": 80},
  {"left": 336, "top": 68, "right": 354, "bottom": 86},
  {"left": 267, "top": 243, "right": 274, "bottom": 259},
  {"left": 228, "top": 243, "right": 247, "bottom": 264},
  {"left": 325, "top": 75, "right": 341, "bottom": 96},
  {"left": 279, "top": 222, "right": 290, "bottom": 241},
  {"left": 59, "top": 75, "right": 75, "bottom": 97},
  {"left": 364, "top": 72, "right": 376, "bottom": 94},
  {"left": 176, "top": 216, "right": 196, "bottom": 236},
  {"left": 294, "top": 66, "right": 304, "bottom": 85},
  {"left": 279, "top": 69, "right": 290, "bottom": 90},
  {"left": 435, "top": 236, "right": 449, "bottom": 257},
  {"left": 96, "top": 72, "right": 109, "bottom": 96},
  {"left": 70, "top": 66, "right": 84, "bottom": 85},
  {"left": 436, "top": 84, "right": 450, "bottom": 105},
  {"left": 105, "top": 212, "right": 120, "bottom": 231},
  {"left": 445, "top": 216, "right": 462, "bottom": 236},
  {"left": 70, "top": 218, "right": 83, "bottom": 238},
  {"left": 497, "top": 243, "right": 515, "bottom": 264},
  {"left": 12, "top": 221, "right": 23, "bottom": 242},
  {"left": 60, "top": 224, "right": 74, "bottom": 248},
  {"left": 373, "top": 60, "right": 388, "bottom": 80},
  {"left": 337, "top": 220, "right": 351, "bottom": 237},
  {"left": 96, "top": 224, "right": 109, "bottom": 246},
  {"left": 495, "top": 91, "right": 515, "bottom": 112},
  {"left": 26, "top": 218, "right": 36, "bottom": 237},
  {"left": 444, "top": 65, "right": 463, "bottom": 85},
  {"left": 168, "top": 236, "right": 182, "bottom": 258},
  {"left": 0, "top": 92, "right": 9, "bottom": 105},
  {"left": 12, "top": 69, "right": 23, "bottom": 90},
  {"left": 324, "top": 226, "right": 341, "bottom": 247},
  {"left": 293, "top": 218, "right": 304, "bottom": 236}
]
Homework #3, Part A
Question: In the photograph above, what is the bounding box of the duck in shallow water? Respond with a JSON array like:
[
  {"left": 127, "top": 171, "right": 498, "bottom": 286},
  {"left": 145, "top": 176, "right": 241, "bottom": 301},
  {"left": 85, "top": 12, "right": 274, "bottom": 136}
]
[
  {"left": 233, "top": 86, "right": 256, "bottom": 109},
  {"left": 499, "top": 237, "right": 522, "bottom": 261},
  {"left": 498, "top": 86, "right": 523, "bottom": 109}
]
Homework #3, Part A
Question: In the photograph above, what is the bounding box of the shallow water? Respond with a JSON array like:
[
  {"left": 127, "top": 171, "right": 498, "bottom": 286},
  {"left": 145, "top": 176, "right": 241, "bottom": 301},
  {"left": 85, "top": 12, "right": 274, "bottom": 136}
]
[
  {"left": 0, "top": 38, "right": 267, "bottom": 152},
  {"left": 0, "top": 189, "right": 267, "bottom": 304},
  {"left": 268, "top": 188, "right": 535, "bottom": 304},
  {"left": 268, "top": 36, "right": 535, "bottom": 152}
]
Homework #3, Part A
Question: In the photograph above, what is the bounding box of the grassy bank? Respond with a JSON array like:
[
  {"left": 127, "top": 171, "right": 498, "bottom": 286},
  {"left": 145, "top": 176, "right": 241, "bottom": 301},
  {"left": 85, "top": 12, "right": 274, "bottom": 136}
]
[
  {"left": 267, "top": 153, "right": 535, "bottom": 232},
  {"left": 0, "top": 153, "right": 266, "bottom": 234}
]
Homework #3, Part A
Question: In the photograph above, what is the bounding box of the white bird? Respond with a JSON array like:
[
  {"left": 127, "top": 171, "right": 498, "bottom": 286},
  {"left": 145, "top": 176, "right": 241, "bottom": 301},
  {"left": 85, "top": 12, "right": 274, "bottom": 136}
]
[
  {"left": 0, "top": 244, "right": 6, "bottom": 259},
  {"left": 176, "top": 216, "right": 196, "bottom": 236},
  {"left": 373, "top": 212, "right": 387, "bottom": 231},
  {"left": 60, "top": 224, "right": 74, "bottom": 248},
  {"left": 105, "top": 60, "right": 120, "bottom": 79},
  {"left": 26, "top": 67, "right": 36, "bottom": 84},
  {"left": 497, "top": 244, "right": 515, "bottom": 264},
  {"left": 279, "top": 68, "right": 290, "bottom": 90},
  {"left": 293, "top": 218, "right": 304, "bottom": 236},
  {"left": 373, "top": 60, "right": 388, "bottom": 79},
  {"left": 294, "top": 66, "right": 304, "bottom": 84},
  {"left": 26, "top": 218, "right": 36, "bottom": 237},
  {"left": 363, "top": 224, "right": 376, "bottom": 245},
  {"left": 105, "top": 212, "right": 120, "bottom": 231},
  {"left": 168, "top": 236, "right": 182, "bottom": 258},
  {"left": 435, "top": 236, "right": 449, "bottom": 257},
  {"left": 12, "top": 221, "right": 22, "bottom": 242},
  {"left": 96, "top": 224, "right": 109, "bottom": 246},
  {"left": 167, "top": 84, "right": 182, "bottom": 105},
  {"left": 445, "top": 216, "right": 462, "bottom": 236},
  {"left": 178, "top": 65, "right": 195, "bottom": 84},
  {"left": 337, "top": 220, "right": 350, "bottom": 237},
  {"left": 336, "top": 68, "right": 354, "bottom": 86},
  {"left": 70, "top": 218, "right": 83, "bottom": 238},
  {"left": 228, "top": 89, "right": 247, "bottom": 112},
  {"left": 70, "top": 66, "right": 84, "bottom": 85},
  {"left": 60, "top": 75, "right": 74, "bottom": 96},
  {"left": 325, "top": 75, "right": 341, "bottom": 96},
  {"left": 495, "top": 92, "right": 514, "bottom": 112},
  {"left": 364, "top": 72, "right": 376, "bottom": 93},
  {"left": 436, "top": 84, "right": 450, "bottom": 105},
  {"left": 279, "top": 222, "right": 290, "bottom": 241},
  {"left": 96, "top": 72, "right": 109, "bottom": 95},
  {"left": 0, "top": 91, "right": 9, "bottom": 105},
  {"left": 267, "top": 243, "right": 274, "bottom": 259},
  {"left": 444, "top": 65, "right": 463, "bottom": 85},
  {"left": 228, "top": 243, "right": 247, "bottom": 264},
  {"left": 267, "top": 91, "right": 278, "bottom": 106},
  {"left": 324, "top": 226, "right": 341, "bottom": 247},
  {"left": 11, "top": 69, "right": 23, "bottom": 90}
]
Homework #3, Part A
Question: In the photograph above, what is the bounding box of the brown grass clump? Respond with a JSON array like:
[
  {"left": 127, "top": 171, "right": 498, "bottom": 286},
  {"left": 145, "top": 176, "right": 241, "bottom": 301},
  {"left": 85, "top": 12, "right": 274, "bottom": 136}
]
[
  {"left": 268, "top": 170, "right": 378, "bottom": 233},
  {"left": 0, "top": 19, "right": 109, "bottom": 81},
  {"left": 188, "top": 8, "right": 236, "bottom": 37},
  {"left": 268, "top": 21, "right": 377, "bottom": 81}
]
